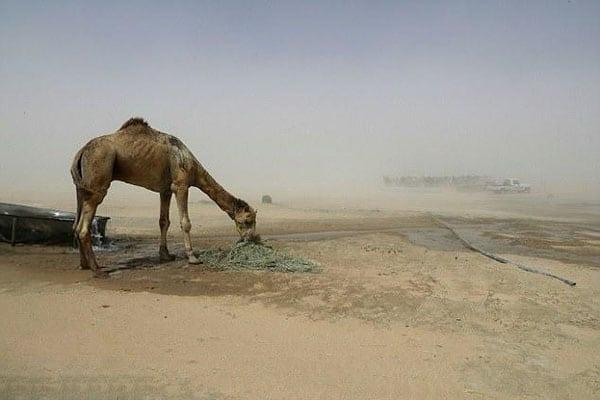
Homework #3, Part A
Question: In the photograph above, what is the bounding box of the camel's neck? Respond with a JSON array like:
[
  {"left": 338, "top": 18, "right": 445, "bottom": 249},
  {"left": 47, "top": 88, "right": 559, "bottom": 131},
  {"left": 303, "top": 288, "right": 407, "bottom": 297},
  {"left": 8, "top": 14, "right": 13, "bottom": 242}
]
[{"left": 193, "top": 163, "right": 237, "bottom": 218}]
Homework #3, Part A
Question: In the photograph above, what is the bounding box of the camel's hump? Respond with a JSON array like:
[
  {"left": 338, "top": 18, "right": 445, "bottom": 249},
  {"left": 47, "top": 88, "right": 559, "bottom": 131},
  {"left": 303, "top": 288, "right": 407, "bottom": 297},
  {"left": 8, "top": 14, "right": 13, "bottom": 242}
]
[{"left": 119, "top": 117, "right": 149, "bottom": 130}]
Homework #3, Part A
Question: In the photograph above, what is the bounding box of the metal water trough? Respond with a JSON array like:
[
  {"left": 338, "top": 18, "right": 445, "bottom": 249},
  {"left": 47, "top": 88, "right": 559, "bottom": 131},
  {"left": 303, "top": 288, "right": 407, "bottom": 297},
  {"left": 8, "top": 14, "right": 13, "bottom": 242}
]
[{"left": 0, "top": 202, "right": 109, "bottom": 246}]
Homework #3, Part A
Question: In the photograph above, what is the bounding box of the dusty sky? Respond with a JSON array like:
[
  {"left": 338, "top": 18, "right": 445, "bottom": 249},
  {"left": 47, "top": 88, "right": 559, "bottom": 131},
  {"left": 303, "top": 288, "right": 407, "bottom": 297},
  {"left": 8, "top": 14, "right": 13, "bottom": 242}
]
[{"left": 1, "top": 1, "right": 599, "bottom": 201}]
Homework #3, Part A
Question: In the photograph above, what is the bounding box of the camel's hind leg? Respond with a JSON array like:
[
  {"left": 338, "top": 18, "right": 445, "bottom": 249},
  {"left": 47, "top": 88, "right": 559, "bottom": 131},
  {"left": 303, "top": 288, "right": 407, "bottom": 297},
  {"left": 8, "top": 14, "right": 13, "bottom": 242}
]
[
  {"left": 74, "top": 188, "right": 89, "bottom": 269},
  {"left": 73, "top": 140, "right": 114, "bottom": 276},
  {"left": 159, "top": 191, "right": 175, "bottom": 262},
  {"left": 76, "top": 191, "right": 106, "bottom": 277}
]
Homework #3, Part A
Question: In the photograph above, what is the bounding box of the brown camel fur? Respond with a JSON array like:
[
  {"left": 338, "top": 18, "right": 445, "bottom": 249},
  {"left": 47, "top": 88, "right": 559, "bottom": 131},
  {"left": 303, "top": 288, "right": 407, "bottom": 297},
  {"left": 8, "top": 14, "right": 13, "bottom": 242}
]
[{"left": 70, "top": 117, "right": 257, "bottom": 277}]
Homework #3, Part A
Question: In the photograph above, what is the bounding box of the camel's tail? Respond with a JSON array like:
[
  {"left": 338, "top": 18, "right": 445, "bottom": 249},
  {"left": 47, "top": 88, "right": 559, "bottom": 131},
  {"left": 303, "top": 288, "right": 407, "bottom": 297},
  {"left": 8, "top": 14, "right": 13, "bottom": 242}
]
[
  {"left": 71, "top": 148, "right": 86, "bottom": 233},
  {"left": 70, "top": 147, "right": 85, "bottom": 189}
]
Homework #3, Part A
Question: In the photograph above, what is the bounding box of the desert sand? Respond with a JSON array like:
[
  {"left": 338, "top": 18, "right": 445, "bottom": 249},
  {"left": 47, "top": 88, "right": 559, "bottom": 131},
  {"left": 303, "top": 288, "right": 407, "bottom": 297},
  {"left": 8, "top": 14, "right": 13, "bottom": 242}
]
[{"left": 1, "top": 191, "right": 599, "bottom": 399}]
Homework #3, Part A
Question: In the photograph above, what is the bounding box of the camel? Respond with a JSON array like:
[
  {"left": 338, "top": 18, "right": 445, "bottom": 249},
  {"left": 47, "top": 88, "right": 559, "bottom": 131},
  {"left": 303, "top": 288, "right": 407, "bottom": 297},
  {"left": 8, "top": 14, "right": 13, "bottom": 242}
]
[{"left": 70, "top": 117, "right": 257, "bottom": 277}]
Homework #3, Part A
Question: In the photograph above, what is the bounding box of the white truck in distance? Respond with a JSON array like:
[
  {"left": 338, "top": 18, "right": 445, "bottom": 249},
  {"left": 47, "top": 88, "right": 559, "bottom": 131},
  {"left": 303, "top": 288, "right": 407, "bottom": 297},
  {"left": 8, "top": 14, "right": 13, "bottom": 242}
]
[{"left": 488, "top": 178, "right": 531, "bottom": 194}]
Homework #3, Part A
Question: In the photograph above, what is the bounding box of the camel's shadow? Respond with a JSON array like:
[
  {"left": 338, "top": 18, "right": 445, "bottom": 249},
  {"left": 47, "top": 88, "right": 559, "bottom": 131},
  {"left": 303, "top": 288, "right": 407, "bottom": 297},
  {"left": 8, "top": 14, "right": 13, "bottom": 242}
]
[{"left": 103, "top": 253, "right": 185, "bottom": 274}]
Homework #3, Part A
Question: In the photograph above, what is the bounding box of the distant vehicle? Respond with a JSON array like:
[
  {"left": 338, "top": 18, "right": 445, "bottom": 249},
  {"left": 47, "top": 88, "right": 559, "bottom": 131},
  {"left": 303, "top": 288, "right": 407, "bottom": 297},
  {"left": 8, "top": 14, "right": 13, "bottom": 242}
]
[{"left": 487, "top": 178, "right": 531, "bottom": 194}]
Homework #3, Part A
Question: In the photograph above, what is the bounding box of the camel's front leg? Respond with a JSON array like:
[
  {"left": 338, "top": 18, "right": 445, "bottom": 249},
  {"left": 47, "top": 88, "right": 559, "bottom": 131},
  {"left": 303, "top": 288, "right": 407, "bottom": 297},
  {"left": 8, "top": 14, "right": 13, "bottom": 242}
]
[
  {"left": 173, "top": 185, "right": 201, "bottom": 264},
  {"left": 159, "top": 191, "right": 176, "bottom": 262}
]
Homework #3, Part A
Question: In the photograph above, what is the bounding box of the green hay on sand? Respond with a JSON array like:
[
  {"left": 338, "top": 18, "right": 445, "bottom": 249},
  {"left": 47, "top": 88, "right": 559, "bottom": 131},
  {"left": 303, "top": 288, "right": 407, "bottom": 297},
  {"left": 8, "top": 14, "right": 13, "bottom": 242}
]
[{"left": 195, "top": 241, "right": 318, "bottom": 273}]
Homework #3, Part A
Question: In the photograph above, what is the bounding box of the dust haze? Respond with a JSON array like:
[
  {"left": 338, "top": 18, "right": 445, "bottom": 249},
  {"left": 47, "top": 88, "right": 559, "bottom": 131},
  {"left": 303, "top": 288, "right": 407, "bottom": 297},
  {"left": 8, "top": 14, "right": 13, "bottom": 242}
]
[
  {"left": 3, "top": 3, "right": 600, "bottom": 399},
  {"left": 1, "top": 1, "right": 598, "bottom": 211}
]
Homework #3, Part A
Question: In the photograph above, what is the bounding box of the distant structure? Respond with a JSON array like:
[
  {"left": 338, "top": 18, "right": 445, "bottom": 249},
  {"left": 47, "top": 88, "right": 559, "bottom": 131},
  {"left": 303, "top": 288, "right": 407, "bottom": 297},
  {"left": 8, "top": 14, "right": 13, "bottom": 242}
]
[
  {"left": 383, "top": 175, "right": 493, "bottom": 191},
  {"left": 261, "top": 195, "right": 273, "bottom": 204},
  {"left": 383, "top": 175, "right": 531, "bottom": 194}
]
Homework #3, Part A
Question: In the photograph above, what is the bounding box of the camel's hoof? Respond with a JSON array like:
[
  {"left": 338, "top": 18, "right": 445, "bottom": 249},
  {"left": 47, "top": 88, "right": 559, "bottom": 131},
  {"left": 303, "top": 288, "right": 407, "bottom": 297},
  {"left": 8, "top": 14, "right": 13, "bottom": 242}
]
[
  {"left": 79, "top": 265, "right": 91, "bottom": 270},
  {"left": 187, "top": 256, "right": 202, "bottom": 265}
]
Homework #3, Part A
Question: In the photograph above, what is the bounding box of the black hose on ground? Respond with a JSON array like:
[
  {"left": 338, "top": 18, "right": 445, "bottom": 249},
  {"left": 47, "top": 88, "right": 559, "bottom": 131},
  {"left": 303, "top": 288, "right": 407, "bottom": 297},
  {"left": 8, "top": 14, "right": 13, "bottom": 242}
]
[{"left": 430, "top": 214, "right": 576, "bottom": 287}]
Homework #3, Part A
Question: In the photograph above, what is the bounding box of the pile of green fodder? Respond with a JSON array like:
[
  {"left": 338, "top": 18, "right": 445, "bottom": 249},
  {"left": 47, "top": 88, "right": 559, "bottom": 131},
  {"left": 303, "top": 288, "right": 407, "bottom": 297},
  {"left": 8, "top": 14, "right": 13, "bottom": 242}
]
[{"left": 195, "top": 241, "right": 318, "bottom": 273}]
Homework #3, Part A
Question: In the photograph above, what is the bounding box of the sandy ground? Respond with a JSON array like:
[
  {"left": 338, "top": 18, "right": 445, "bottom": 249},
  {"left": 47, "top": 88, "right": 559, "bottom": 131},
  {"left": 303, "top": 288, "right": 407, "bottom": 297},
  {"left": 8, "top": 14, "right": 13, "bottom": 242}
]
[{"left": 1, "top": 192, "right": 599, "bottom": 399}]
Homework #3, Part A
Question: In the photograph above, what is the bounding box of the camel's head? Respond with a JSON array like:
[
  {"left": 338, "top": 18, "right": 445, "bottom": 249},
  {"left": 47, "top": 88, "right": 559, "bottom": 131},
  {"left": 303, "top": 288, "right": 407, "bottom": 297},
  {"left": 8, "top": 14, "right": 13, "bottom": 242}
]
[{"left": 232, "top": 199, "right": 259, "bottom": 242}]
